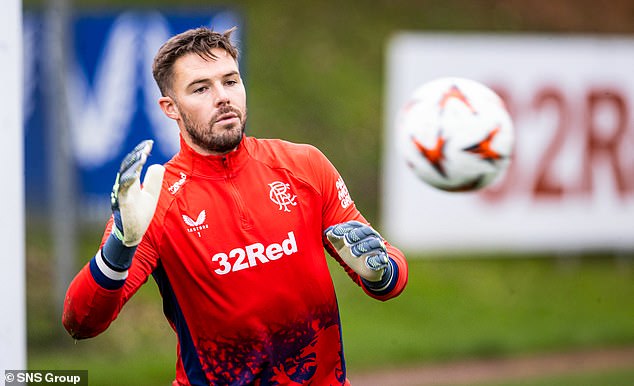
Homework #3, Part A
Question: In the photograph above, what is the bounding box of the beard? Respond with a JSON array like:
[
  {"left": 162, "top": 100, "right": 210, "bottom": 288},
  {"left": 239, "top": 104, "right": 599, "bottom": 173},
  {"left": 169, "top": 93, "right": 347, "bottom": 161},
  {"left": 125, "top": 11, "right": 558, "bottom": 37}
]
[{"left": 181, "top": 106, "right": 247, "bottom": 154}]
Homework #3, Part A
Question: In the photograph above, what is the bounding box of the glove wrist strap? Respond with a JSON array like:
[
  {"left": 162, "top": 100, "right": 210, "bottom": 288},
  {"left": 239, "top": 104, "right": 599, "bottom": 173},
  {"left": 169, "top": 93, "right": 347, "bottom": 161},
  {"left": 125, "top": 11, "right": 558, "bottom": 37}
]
[
  {"left": 361, "top": 258, "right": 398, "bottom": 295},
  {"left": 102, "top": 229, "right": 137, "bottom": 272}
]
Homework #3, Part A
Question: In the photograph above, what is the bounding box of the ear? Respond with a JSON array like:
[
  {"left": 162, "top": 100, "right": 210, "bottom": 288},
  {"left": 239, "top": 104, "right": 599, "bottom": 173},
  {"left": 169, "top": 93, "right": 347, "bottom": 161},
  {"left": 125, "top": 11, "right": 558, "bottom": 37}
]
[{"left": 158, "top": 96, "right": 179, "bottom": 120}]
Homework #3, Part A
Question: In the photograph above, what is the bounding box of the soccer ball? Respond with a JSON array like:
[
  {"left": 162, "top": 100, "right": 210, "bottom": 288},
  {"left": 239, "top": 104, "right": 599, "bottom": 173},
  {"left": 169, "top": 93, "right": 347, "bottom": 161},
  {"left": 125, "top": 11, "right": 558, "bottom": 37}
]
[{"left": 396, "top": 77, "right": 514, "bottom": 192}]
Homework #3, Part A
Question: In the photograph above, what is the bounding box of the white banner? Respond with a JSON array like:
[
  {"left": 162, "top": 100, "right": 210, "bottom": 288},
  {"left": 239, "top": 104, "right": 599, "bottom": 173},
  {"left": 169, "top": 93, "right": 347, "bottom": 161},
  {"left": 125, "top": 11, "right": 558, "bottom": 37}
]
[{"left": 382, "top": 34, "right": 634, "bottom": 254}]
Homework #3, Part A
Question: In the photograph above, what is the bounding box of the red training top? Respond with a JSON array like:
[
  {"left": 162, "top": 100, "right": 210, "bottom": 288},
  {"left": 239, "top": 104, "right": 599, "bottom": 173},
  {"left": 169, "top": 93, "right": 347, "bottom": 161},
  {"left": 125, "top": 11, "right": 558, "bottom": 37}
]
[{"left": 63, "top": 136, "right": 408, "bottom": 385}]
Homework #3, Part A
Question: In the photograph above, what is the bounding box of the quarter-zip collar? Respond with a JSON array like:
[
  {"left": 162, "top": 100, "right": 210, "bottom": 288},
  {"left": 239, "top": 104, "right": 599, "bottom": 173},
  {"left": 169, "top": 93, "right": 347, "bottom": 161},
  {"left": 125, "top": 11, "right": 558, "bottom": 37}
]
[{"left": 174, "top": 135, "right": 250, "bottom": 179}]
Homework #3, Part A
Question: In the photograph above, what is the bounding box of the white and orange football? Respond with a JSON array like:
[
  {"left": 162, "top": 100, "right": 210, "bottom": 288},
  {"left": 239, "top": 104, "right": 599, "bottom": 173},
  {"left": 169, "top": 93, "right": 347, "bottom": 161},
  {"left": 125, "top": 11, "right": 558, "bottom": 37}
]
[{"left": 397, "top": 77, "right": 514, "bottom": 192}]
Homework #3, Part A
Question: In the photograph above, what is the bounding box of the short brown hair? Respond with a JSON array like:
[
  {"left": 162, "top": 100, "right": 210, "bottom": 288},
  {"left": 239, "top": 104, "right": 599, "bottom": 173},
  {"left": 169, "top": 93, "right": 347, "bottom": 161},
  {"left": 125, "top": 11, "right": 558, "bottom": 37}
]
[{"left": 152, "top": 27, "right": 239, "bottom": 97}]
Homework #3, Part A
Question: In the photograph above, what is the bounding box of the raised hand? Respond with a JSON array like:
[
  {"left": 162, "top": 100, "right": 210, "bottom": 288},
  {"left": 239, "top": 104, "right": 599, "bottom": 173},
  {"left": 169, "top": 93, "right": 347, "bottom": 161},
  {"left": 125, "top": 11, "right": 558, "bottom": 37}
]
[{"left": 103, "top": 140, "right": 164, "bottom": 271}]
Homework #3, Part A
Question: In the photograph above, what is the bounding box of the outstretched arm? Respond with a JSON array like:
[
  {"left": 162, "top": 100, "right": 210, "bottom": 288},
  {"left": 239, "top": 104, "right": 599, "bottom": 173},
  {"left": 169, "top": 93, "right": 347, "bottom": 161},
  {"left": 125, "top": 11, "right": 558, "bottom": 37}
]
[{"left": 62, "top": 141, "right": 164, "bottom": 339}]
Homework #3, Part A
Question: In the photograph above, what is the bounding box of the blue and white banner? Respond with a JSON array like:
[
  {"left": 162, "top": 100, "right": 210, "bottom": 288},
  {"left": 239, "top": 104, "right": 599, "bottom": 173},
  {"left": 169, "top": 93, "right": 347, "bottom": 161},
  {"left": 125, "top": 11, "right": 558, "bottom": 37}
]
[{"left": 24, "top": 10, "right": 243, "bottom": 212}]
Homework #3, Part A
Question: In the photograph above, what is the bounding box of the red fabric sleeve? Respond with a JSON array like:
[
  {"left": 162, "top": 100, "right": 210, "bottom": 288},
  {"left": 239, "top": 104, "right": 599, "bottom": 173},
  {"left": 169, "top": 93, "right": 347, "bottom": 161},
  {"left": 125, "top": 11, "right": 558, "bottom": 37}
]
[
  {"left": 309, "top": 146, "right": 408, "bottom": 300},
  {"left": 62, "top": 218, "right": 158, "bottom": 339},
  {"left": 62, "top": 263, "right": 125, "bottom": 339}
]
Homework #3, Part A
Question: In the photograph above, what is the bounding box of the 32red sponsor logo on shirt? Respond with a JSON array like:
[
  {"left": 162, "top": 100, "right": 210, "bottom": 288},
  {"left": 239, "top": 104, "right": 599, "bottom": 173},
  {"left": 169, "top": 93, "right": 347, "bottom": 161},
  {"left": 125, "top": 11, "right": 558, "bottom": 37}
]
[{"left": 211, "top": 231, "right": 298, "bottom": 275}]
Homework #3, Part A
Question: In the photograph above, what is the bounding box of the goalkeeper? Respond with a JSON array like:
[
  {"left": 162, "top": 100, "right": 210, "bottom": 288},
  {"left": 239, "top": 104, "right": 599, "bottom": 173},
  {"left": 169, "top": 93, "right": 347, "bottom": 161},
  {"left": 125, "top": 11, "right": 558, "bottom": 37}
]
[{"left": 63, "top": 27, "right": 408, "bottom": 386}]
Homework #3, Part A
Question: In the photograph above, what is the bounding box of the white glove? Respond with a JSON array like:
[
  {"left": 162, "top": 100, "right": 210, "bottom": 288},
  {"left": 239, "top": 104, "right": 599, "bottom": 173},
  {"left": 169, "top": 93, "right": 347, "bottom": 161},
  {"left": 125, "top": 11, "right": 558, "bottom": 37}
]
[
  {"left": 103, "top": 140, "right": 164, "bottom": 271},
  {"left": 111, "top": 140, "right": 165, "bottom": 246},
  {"left": 325, "top": 220, "right": 390, "bottom": 282}
]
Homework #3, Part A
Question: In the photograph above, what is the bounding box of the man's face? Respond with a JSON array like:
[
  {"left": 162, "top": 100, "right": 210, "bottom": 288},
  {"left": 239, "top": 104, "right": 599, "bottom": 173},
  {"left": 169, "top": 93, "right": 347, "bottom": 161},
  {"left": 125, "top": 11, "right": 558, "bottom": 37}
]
[{"left": 164, "top": 48, "right": 247, "bottom": 155}]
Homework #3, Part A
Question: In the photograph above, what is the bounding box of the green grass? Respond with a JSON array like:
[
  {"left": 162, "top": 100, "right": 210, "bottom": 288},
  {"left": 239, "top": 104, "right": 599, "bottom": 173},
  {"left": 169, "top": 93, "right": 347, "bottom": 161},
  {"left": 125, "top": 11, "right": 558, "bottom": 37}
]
[
  {"left": 474, "top": 367, "right": 634, "bottom": 386},
  {"left": 334, "top": 255, "right": 634, "bottom": 370},
  {"left": 29, "top": 347, "right": 174, "bottom": 386},
  {"left": 28, "top": 223, "right": 634, "bottom": 384}
]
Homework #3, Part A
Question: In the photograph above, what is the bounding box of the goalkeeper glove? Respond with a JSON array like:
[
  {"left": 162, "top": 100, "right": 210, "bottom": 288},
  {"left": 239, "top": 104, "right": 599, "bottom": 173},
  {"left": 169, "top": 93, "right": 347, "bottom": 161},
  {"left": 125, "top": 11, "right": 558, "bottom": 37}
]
[
  {"left": 102, "top": 140, "right": 164, "bottom": 271},
  {"left": 325, "top": 221, "right": 393, "bottom": 287}
]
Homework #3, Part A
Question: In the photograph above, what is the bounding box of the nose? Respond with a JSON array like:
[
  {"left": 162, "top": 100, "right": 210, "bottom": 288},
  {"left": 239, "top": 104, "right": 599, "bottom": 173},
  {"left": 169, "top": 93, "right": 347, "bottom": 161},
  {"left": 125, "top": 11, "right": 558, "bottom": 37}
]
[{"left": 214, "top": 85, "right": 230, "bottom": 107}]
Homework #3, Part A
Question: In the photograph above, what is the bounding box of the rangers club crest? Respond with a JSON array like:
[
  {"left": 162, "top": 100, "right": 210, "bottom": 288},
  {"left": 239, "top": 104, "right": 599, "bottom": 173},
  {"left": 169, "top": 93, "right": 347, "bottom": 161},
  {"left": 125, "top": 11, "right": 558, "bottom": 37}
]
[{"left": 269, "top": 181, "right": 297, "bottom": 212}]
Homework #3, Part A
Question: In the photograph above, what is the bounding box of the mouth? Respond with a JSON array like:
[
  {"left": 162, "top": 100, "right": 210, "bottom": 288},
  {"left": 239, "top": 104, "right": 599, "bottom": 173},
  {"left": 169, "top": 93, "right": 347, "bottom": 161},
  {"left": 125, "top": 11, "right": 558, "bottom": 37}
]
[{"left": 215, "top": 111, "right": 240, "bottom": 124}]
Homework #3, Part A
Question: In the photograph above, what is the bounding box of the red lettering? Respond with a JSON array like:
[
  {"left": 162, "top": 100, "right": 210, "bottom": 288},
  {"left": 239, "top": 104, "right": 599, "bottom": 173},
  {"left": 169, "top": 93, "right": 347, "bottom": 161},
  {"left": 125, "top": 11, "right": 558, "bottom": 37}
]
[
  {"left": 583, "top": 89, "right": 629, "bottom": 198},
  {"left": 476, "top": 84, "right": 633, "bottom": 203},
  {"left": 532, "top": 88, "right": 568, "bottom": 199}
]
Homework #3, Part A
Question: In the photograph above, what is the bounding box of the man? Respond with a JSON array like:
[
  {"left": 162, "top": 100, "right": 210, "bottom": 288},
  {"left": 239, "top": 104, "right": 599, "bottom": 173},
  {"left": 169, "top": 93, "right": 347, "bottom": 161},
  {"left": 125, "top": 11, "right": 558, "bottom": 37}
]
[{"left": 63, "top": 27, "right": 408, "bottom": 386}]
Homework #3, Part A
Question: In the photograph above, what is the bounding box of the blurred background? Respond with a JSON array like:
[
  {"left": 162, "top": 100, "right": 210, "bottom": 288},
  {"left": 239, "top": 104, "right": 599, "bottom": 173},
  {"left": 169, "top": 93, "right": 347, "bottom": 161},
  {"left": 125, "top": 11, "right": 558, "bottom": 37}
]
[{"left": 17, "top": 0, "right": 634, "bottom": 385}]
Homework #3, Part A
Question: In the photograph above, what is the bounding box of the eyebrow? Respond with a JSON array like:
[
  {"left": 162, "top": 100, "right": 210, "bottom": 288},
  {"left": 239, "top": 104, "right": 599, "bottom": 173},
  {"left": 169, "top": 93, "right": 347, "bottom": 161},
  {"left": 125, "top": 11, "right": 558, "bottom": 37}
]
[
  {"left": 186, "top": 78, "right": 210, "bottom": 89},
  {"left": 186, "top": 71, "right": 240, "bottom": 89}
]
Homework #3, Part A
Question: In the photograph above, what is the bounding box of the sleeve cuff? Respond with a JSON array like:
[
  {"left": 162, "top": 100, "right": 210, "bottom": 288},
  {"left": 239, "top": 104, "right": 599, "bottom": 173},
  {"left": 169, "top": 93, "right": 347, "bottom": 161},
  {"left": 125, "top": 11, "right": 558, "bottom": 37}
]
[{"left": 89, "top": 250, "right": 128, "bottom": 290}]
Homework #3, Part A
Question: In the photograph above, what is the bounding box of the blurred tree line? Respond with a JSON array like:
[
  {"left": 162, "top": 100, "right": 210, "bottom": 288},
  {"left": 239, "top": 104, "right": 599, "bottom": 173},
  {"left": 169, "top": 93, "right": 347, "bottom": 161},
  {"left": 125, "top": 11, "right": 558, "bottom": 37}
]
[{"left": 22, "top": 0, "right": 634, "bottom": 222}]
